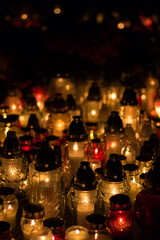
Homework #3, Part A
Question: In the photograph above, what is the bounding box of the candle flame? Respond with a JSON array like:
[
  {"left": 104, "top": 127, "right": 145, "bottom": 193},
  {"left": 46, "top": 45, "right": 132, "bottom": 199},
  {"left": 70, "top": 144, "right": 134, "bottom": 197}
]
[
  {"left": 94, "top": 148, "right": 98, "bottom": 154},
  {"left": 91, "top": 110, "right": 96, "bottom": 116},
  {"left": 75, "top": 229, "right": 80, "bottom": 235},
  {"left": 73, "top": 142, "right": 78, "bottom": 151}
]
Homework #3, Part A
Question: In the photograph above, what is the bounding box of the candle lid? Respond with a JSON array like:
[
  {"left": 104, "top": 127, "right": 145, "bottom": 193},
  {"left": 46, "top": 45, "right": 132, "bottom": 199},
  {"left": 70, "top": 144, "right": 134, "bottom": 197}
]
[
  {"left": 52, "top": 93, "right": 68, "bottom": 113},
  {"left": 136, "top": 141, "right": 152, "bottom": 162},
  {"left": 23, "top": 94, "right": 38, "bottom": 111},
  {"left": 66, "top": 94, "right": 76, "bottom": 110},
  {"left": 87, "top": 82, "right": 101, "bottom": 101},
  {"left": 0, "top": 114, "right": 19, "bottom": 123},
  {"left": 91, "top": 138, "right": 101, "bottom": 144},
  {"left": 121, "top": 86, "right": 138, "bottom": 106},
  {"left": 105, "top": 111, "right": 124, "bottom": 133},
  {"left": 45, "top": 135, "right": 59, "bottom": 141},
  {"left": 34, "top": 128, "right": 47, "bottom": 134},
  {"left": 35, "top": 141, "right": 60, "bottom": 171},
  {"left": 0, "top": 221, "right": 11, "bottom": 235},
  {"left": 19, "top": 135, "right": 34, "bottom": 146},
  {"left": 86, "top": 213, "right": 107, "bottom": 230},
  {"left": 43, "top": 217, "right": 65, "bottom": 234},
  {"left": 109, "top": 194, "right": 131, "bottom": 210},
  {"left": 0, "top": 198, "right": 4, "bottom": 211},
  {"left": 73, "top": 161, "right": 97, "bottom": 190},
  {"left": 27, "top": 113, "right": 40, "bottom": 130},
  {"left": 103, "top": 154, "right": 125, "bottom": 181},
  {"left": 23, "top": 203, "right": 45, "bottom": 219},
  {"left": 123, "top": 164, "right": 139, "bottom": 176},
  {"left": 143, "top": 161, "right": 160, "bottom": 193},
  {"left": 44, "top": 97, "right": 53, "bottom": 112},
  {"left": 67, "top": 116, "right": 88, "bottom": 142},
  {"left": 0, "top": 131, "right": 23, "bottom": 158}
]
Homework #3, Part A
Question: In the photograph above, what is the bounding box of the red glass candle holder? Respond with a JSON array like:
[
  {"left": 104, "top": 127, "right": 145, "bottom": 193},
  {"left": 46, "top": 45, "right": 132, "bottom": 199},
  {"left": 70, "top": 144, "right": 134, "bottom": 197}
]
[
  {"left": 34, "top": 128, "right": 48, "bottom": 143},
  {"left": 108, "top": 194, "right": 133, "bottom": 239},
  {"left": 19, "top": 135, "right": 34, "bottom": 152},
  {"left": 43, "top": 217, "right": 65, "bottom": 240}
]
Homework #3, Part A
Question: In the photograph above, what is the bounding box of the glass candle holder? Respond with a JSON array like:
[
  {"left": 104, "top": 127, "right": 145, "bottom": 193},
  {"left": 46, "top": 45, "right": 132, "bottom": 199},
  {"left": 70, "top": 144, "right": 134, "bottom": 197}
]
[
  {"left": 43, "top": 217, "right": 65, "bottom": 240},
  {"left": 34, "top": 128, "right": 48, "bottom": 144},
  {"left": 90, "top": 138, "right": 105, "bottom": 171},
  {"left": 29, "top": 227, "right": 52, "bottom": 240},
  {"left": 0, "top": 187, "right": 18, "bottom": 228},
  {"left": 86, "top": 213, "right": 112, "bottom": 240},
  {"left": 0, "top": 198, "right": 5, "bottom": 221},
  {"left": 20, "top": 203, "right": 45, "bottom": 240},
  {"left": 66, "top": 225, "right": 89, "bottom": 240},
  {"left": 19, "top": 135, "right": 34, "bottom": 152},
  {"left": 0, "top": 221, "right": 12, "bottom": 240},
  {"left": 108, "top": 194, "right": 133, "bottom": 239}
]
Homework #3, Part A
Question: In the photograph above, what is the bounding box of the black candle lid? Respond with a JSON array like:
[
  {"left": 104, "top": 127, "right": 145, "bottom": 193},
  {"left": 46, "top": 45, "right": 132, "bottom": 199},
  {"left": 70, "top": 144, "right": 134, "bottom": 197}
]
[
  {"left": 45, "top": 135, "right": 60, "bottom": 141},
  {"left": 43, "top": 217, "right": 64, "bottom": 229},
  {"left": 23, "top": 94, "right": 38, "bottom": 111},
  {"left": 123, "top": 164, "right": 139, "bottom": 176},
  {"left": 86, "top": 213, "right": 107, "bottom": 230},
  {"left": 105, "top": 111, "right": 124, "bottom": 134},
  {"left": 109, "top": 194, "right": 131, "bottom": 210},
  {"left": 35, "top": 141, "right": 60, "bottom": 171},
  {"left": 67, "top": 116, "right": 88, "bottom": 142},
  {"left": 87, "top": 82, "right": 101, "bottom": 101},
  {"left": 73, "top": 161, "right": 97, "bottom": 190},
  {"left": 0, "top": 187, "right": 15, "bottom": 196},
  {"left": 103, "top": 154, "right": 125, "bottom": 181},
  {"left": 0, "top": 114, "right": 19, "bottom": 123},
  {"left": 66, "top": 94, "right": 76, "bottom": 110},
  {"left": 136, "top": 141, "right": 152, "bottom": 162},
  {"left": 143, "top": 161, "right": 160, "bottom": 193},
  {"left": 52, "top": 93, "right": 68, "bottom": 113},
  {"left": 23, "top": 203, "right": 45, "bottom": 219},
  {"left": 0, "top": 221, "right": 11, "bottom": 235},
  {"left": 121, "top": 86, "right": 138, "bottom": 106},
  {"left": 27, "top": 113, "right": 39, "bottom": 130},
  {"left": 0, "top": 131, "right": 23, "bottom": 158}
]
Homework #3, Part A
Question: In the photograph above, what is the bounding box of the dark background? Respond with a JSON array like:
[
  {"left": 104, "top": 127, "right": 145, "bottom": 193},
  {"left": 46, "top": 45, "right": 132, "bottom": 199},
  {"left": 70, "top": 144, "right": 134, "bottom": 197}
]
[{"left": 1, "top": 0, "right": 160, "bottom": 99}]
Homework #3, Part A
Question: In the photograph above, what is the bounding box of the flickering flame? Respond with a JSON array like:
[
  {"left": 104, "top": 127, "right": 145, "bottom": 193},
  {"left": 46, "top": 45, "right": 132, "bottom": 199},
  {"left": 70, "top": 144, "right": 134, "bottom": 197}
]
[
  {"left": 90, "top": 130, "right": 94, "bottom": 140},
  {"left": 66, "top": 84, "right": 70, "bottom": 90},
  {"left": 110, "top": 92, "right": 117, "bottom": 100},
  {"left": 11, "top": 104, "right": 17, "bottom": 110},
  {"left": 45, "top": 178, "right": 49, "bottom": 183},
  {"left": 112, "top": 188, "right": 117, "bottom": 195},
  {"left": 141, "top": 94, "right": 146, "bottom": 100},
  {"left": 53, "top": 7, "right": 61, "bottom": 14},
  {"left": 75, "top": 229, "right": 80, "bottom": 235},
  {"left": 150, "top": 80, "right": 155, "bottom": 86},
  {"left": 117, "top": 22, "right": 125, "bottom": 29},
  {"left": 91, "top": 110, "right": 96, "bottom": 116},
  {"left": 95, "top": 233, "right": 98, "bottom": 239},
  {"left": 73, "top": 142, "right": 78, "bottom": 151},
  {"left": 56, "top": 120, "right": 65, "bottom": 130},
  {"left": 94, "top": 148, "right": 98, "bottom": 154},
  {"left": 21, "top": 13, "right": 28, "bottom": 20},
  {"left": 111, "top": 142, "right": 117, "bottom": 148},
  {"left": 31, "top": 220, "right": 35, "bottom": 226},
  {"left": 58, "top": 78, "right": 63, "bottom": 82}
]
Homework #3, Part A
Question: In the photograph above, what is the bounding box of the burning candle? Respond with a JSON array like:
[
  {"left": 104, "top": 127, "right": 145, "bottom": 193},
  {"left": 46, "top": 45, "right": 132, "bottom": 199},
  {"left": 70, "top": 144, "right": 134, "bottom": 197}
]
[
  {"left": 66, "top": 226, "right": 89, "bottom": 240},
  {"left": 108, "top": 194, "right": 133, "bottom": 239},
  {"left": 29, "top": 227, "right": 52, "bottom": 240}
]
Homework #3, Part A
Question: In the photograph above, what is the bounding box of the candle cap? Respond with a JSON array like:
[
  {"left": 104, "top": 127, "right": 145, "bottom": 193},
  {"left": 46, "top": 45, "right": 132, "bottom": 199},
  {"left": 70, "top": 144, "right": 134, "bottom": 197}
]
[
  {"left": 44, "top": 97, "right": 53, "bottom": 112},
  {"left": 121, "top": 86, "right": 138, "bottom": 106},
  {"left": 105, "top": 111, "right": 124, "bottom": 134},
  {"left": 23, "top": 94, "right": 38, "bottom": 111},
  {"left": 123, "top": 164, "right": 139, "bottom": 176},
  {"left": 0, "top": 198, "right": 4, "bottom": 211},
  {"left": 0, "top": 130, "right": 23, "bottom": 158},
  {"left": 43, "top": 217, "right": 65, "bottom": 234},
  {"left": 136, "top": 140, "right": 153, "bottom": 162},
  {"left": 103, "top": 154, "right": 125, "bottom": 181},
  {"left": 67, "top": 116, "right": 88, "bottom": 142},
  {"left": 23, "top": 203, "right": 45, "bottom": 219},
  {"left": 87, "top": 82, "right": 101, "bottom": 101},
  {"left": 86, "top": 213, "right": 107, "bottom": 230},
  {"left": 19, "top": 135, "right": 34, "bottom": 146},
  {"left": 0, "top": 114, "right": 19, "bottom": 124},
  {"left": 0, "top": 187, "right": 15, "bottom": 201},
  {"left": 66, "top": 94, "right": 76, "bottom": 110},
  {"left": 27, "top": 113, "right": 40, "bottom": 130},
  {"left": 73, "top": 161, "right": 97, "bottom": 190},
  {"left": 52, "top": 93, "right": 68, "bottom": 113},
  {"left": 35, "top": 141, "right": 60, "bottom": 171},
  {"left": 0, "top": 221, "right": 11, "bottom": 235},
  {"left": 143, "top": 160, "right": 160, "bottom": 193},
  {"left": 109, "top": 194, "right": 131, "bottom": 211}
]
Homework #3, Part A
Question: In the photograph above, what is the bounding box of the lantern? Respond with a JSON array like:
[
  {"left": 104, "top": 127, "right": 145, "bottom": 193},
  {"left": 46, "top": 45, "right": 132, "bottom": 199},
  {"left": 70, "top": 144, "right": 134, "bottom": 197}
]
[
  {"left": 85, "top": 123, "right": 98, "bottom": 141},
  {"left": 19, "top": 94, "right": 42, "bottom": 128},
  {"left": 43, "top": 217, "right": 65, "bottom": 240},
  {"left": 66, "top": 94, "right": 81, "bottom": 123},
  {"left": 99, "top": 154, "right": 130, "bottom": 213},
  {"left": 19, "top": 135, "right": 34, "bottom": 152},
  {"left": 108, "top": 194, "right": 133, "bottom": 239},
  {"left": 103, "top": 111, "right": 125, "bottom": 164},
  {"left": 89, "top": 138, "right": 105, "bottom": 171},
  {"left": 0, "top": 187, "right": 18, "bottom": 229},
  {"left": 29, "top": 227, "right": 52, "bottom": 240},
  {"left": 66, "top": 162, "right": 98, "bottom": 227},
  {"left": 29, "top": 141, "right": 63, "bottom": 219},
  {"left": 47, "top": 93, "right": 70, "bottom": 138},
  {"left": 64, "top": 116, "right": 88, "bottom": 174},
  {"left": 119, "top": 85, "right": 140, "bottom": 132},
  {"left": 0, "top": 114, "right": 23, "bottom": 147},
  {"left": 0, "top": 131, "right": 28, "bottom": 193},
  {"left": 66, "top": 225, "right": 89, "bottom": 240},
  {"left": 134, "top": 161, "right": 160, "bottom": 240},
  {"left": 86, "top": 213, "right": 112, "bottom": 240},
  {"left": 20, "top": 203, "right": 45, "bottom": 240},
  {"left": 123, "top": 164, "right": 141, "bottom": 206},
  {"left": 82, "top": 82, "right": 102, "bottom": 124}
]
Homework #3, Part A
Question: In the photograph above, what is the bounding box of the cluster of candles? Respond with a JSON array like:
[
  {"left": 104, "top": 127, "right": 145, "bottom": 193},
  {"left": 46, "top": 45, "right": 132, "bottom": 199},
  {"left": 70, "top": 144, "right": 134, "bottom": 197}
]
[{"left": 0, "top": 72, "right": 160, "bottom": 239}]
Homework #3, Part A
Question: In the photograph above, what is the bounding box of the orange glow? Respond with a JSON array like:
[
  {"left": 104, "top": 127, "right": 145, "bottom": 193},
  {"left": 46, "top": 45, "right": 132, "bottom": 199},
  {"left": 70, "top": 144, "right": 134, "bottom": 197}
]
[
  {"left": 117, "top": 22, "right": 125, "bottom": 29},
  {"left": 96, "top": 13, "right": 104, "bottom": 24},
  {"left": 21, "top": 13, "right": 28, "bottom": 20},
  {"left": 53, "top": 7, "right": 61, "bottom": 14}
]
